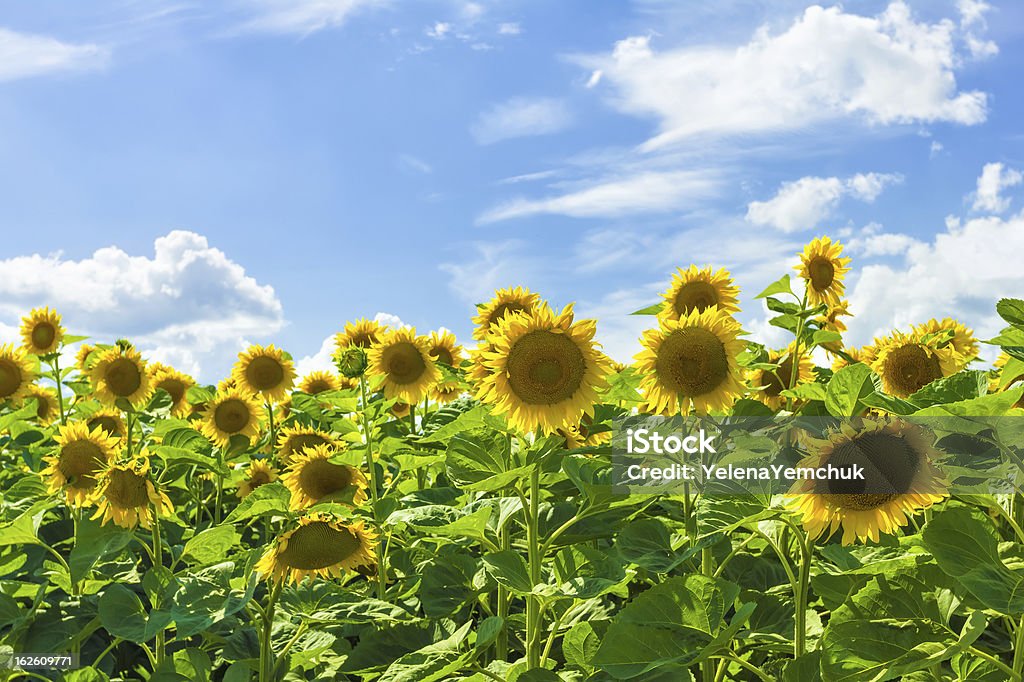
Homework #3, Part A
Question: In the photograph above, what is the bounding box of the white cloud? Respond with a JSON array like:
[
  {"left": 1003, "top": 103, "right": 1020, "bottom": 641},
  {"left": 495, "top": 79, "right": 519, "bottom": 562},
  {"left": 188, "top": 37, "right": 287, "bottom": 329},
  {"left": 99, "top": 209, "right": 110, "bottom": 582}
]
[
  {"left": 746, "top": 172, "right": 902, "bottom": 232},
  {"left": 576, "top": 2, "right": 988, "bottom": 150},
  {"left": 397, "top": 153, "right": 432, "bottom": 174},
  {"left": 957, "top": 0, "right": 991, "bottom": 27},
  {"left": 930, "top": 140, "right": 944, "bottom": 157},
  {"left": 237, "top": 0, "right": 380, "bottom": 35},
  {"left": 846, "top": 211, "right": 1024, "bottom": 351},
  {"left": 471, "top": 96, "right": 573, "bottom": 145},
  {"left": 0, "top": 230, "right": 282, "bottom": 380},
  {"left": 296, "top": 312, "right": 406, "bottom": 376},
  {"left": 972, "top": 162, "right": 1023, "bottom": 213},
  {"left": 498, "top": 22, "right": 521, "bottom": 35},
  {"left": 585, "top": 70, "right": 603, "bottom": 88},
  {"left": 965, "top": 34, "right": 998, "bottom": 59},
  {"left": 426, "top": 21, "right": 451, "bottom": 39},
  {"left": 478, "top": 170, "right": 720, "bottom": 223},
  {"left": 0, "top": 27, "right": 109, "bottom": 82},
  {"left": 439, "top": 240, "right": 541, "bottom": 304}
]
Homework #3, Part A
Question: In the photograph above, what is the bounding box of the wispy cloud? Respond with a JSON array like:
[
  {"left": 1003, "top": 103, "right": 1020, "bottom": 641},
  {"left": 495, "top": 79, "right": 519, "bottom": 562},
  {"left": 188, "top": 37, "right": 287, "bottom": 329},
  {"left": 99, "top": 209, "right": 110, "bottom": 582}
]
[
  {"left": 746, "top": 172, "right": 903, "bottom": 232},
  {"left": 397, "top": 153, "right": 433, "bottom": 174},
  {"left": 471, "top": 96, "right": 573, "bottom": 145},
  {"left": 234, "top": 0, "right": 381, "bottom": 35},
  {"left": 0, "top": 27, "right": 110, "bottom": 82}
]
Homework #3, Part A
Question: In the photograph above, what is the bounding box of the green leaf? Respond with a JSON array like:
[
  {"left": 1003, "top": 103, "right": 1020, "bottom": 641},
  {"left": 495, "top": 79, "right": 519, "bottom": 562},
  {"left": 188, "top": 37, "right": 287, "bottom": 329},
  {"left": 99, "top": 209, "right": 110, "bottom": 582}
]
[
  {"left": 756, "top": 274, "right": 794, "bottom": 299},
  {"left": 563, "top": 620, "right": 607, "bottom": 673},
  {"left": 98, "top": 584, "right": 172, "bottom": 643},
  {"left": 474, "top": 616, "right": 504, "bottom": 652},
  {"left": 0, "top": 503, "right": 48, "bottom": 547},
  {"left": 614, "top": 518, "right": 679, "bottom": 573},
  {"left": 915, "top": 388, "right": 1024, "bottom": 418},
  {"left": 997, "top": 298, "right": 1024, "bottom": 328},
  {"left": 984, "top": 327, "right": 1024, "bottom": 347},
  {"left": 811, "top": 330, "right": 843, "bottom": 345},
  {"left": 376, "top": 621, "right": 474, "bottom": 682},
  {"left": 181, "top": 525, "right": 241, "bottom": 566},
  {"left": 630, "top": 302, "right": 664, "bottom": 316},
  {"left": 909, "top": 371, "right": 988, "bottom": 408},
  {"left": 592, "top": 575, "right": 754, "bottom": 679},
  {"left": 69, "top": 517, "right": 133, "bottom": 584},
  {"left": 482, "top": 550, "right": 533, "bottom": 594},
  {"left": 445, "top": 427, "right": 533, "bottom": 492},
  {"left": 0, "top": 402, "right": 41, "bottom": 434},
  {"left": 224, "top": 482, "right": 290, "bottom": 523},
  {"left": 923, "top": 507, "right": 1024, "bottom": 615},
  {"left": 825, "top": 363, "right": 874, "bottom": 417}
]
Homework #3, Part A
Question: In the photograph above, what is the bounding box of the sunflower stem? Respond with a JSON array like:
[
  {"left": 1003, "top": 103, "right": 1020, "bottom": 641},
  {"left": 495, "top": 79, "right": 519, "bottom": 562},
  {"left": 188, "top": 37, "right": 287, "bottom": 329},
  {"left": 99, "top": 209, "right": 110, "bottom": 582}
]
[
  {"left": 781, "top": 516, "right": 812, "bottom": 658},
  {"left": 215, "top": 447, "right": 225, "bottom": 525},
  {"left": 151, "top": 511, "right": 166, "bottom": 665},
  {"left": 266, "top": 401, "right": 276, "bottom": 462},
  {"left": 259, "top": 580, "right": 282, "bottom": 682},
  {"left": 125, "top": 408, "right": 134, "bottom": 458},
  {"left": 495, "top": 512, "right": 510, "bottom": 662},
  {"left": 525, "top": 465, "right": 542, "bottom": 669},
  {"left": 359, "top": 375, "right": 387, "bottom": 599},
  {"left": 1013, "top": 616, "right": 1024, "bottom": 675},
  {"left": 787, "top": 289, "right": 810, "bottom": 413},
  {"left": 51, "top": 353, "right": 67, "bottom": 425}
]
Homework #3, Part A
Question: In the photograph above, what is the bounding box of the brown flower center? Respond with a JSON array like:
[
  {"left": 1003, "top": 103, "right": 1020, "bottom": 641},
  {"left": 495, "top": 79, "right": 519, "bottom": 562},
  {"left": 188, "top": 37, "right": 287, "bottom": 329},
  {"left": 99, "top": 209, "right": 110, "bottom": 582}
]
[
  {"left": 156, "top": 377, "right": 186, "bottom": 405},
  {"left": 507, "top": 330, "right": 586, "bottom": 405},
  {"left": 883, "top": 344, "right": 942, "bottom": 397},
  {"left": 105, "top": 468, "right": 150, "bottom": 508},
  {"left": 31, "top": 323, "right": 56, "bottom": 350},
  {"left": 817, "top": 432, "right": 921, "bottom": 509},
  {"left": 673, "top": 281, "right": 719, "bottom": 316},
  {"left": 486, "top": 302, "right": 528, "bottom": 328},
  {"left": 87, "top": 415, "right": 123, "bottom": 437},
  {"left": 0, "top": 359, "right": 22, "bottom": 398},
  {"left": 104, "top": 358, "right": 143, "bottom": 397},
  {"left": 214, "top": 398, "right": 252, "bottom": 434},
  {"left": 381, "top": 342, "right": 427, "bottom": 385},
  {"left": 298, "top": 458, "right": 356, "bottom": 502},
  {"left": 279, "top": 522, "right": 361, "bottom": 570},
  {"left": 808, "top": 257, "right": 835, "bottom": 291},
  {"left": 245, "top": 356, "right": 285, "bottom": 392},
  {"left": 58, "top": 440, "right": 106, "bottom": 490},
  {"left": 655, "top": 327, "right": 729, "bottom": 398}
]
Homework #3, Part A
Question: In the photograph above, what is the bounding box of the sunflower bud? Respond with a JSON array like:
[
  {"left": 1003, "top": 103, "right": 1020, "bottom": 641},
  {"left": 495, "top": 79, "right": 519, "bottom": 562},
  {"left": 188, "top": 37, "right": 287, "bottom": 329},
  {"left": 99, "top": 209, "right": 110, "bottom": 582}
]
[{"left": 335, "top": 346, "right": 369, "bottom": 378}]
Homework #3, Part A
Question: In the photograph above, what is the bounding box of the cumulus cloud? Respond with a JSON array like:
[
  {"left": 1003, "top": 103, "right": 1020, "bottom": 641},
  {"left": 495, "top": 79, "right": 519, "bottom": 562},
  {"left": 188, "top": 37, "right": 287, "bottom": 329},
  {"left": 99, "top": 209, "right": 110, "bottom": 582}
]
[
  {"left": 497, "top": 22, "right": 521, "bottom": 35},
  {"left": 971, "top": 162, "right": 1022, "bottom": 214},
  {"left": 235, "top": 0, "right": 380, "bottom": 35},
  {"left": 746, "top": 173, "right": 902, "bottom": 232},
  {"left": 576, "top": 2, "right": 989, "bottom": 150},
  {"left": 845, "top": 211, "right": 1024, "bottom": 352},
  {"left": 0, "top": 231, "right": 282, "bottom": 380},
  {"left": 478, "top": 170, "right": 720, "bottom": 223},
  {"left": 0, "top": 27, "right": 109, "bottom": 82},
  {"left": 471, "top": 97, "right": 573, "bottom": 145}
]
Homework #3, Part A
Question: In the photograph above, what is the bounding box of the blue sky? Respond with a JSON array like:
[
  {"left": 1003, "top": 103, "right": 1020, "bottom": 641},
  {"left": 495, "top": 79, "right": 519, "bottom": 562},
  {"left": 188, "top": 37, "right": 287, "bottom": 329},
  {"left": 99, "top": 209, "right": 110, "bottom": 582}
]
[{"left": 0, "top": 0, "right": 1022, "bottom": 380}]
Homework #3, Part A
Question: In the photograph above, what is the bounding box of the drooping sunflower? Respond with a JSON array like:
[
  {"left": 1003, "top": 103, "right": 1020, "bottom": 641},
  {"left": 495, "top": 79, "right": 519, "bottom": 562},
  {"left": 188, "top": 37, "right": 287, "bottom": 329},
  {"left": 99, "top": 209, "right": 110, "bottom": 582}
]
[
  {"left": 233, "top": 345, "right": 296, "bottom": 403},
  {"left": 255, "top": 512, "right": 377, "bottom": 585},
  {"left": 19, "top": 307, "right": 65, "bottom": 356},
  {"left": 277, "top": 425, "right": 339, "bottom": 464},
  {"left": 430, "top": 378, "right": 464, "bottom": 404},
  {"left": 427, "top": 329, "right": 464, "bottom": 368},
  {"left": 298, "top": 370, "right": 341, "bottom": 395},
  {"left": 334, "top": 318, "right": 388, "bottom": 350},
  {"left": 390, "top": 401, "right": 411, "bottom": 418},
  {"left": 149, "top": 363, "right": 195, "bottom": 417},
  {"left": 85, "top": 407, "right": 128, "bottom": 442},
  {"left": 89, "top": 345, "right": 152, "bottom": 406},
  {"left": 635, "top": 307, "right": 745, "bottom": 416},
  {"left": 911, "top": 317, "right": 979, "bottom": 368},
  {"left": 796, "top": 237, "right": 851, "bottom": 308},
  {"left": 237, "top": 459, "right": 278, "bottom": 499},
  {"left": 0, "top": 344, "right": 36, "bottom": 404},
  {"left": 281, "top": 443, "right": 368, "bottom": 510},
  {"left": 90, "top": 453, "right": 174, "bottom": 529},
  {"left": 475, "top": 303, "right": 612, "bottom": 434},
  {"left": 200, "top": 389, "right": 262, "bottom": 447},
  {"left": 472, "top": 286, "right": 542, "bottom": 341},
  {"left": 368, "top": 327, "right": 440, "bottom": 405},
  {"left": 816, "top": 299, "right": 851, "bottom": 354},
  {"left": 871, "top": 331, "right": 960, "bottom": 399},
  {"left": 75, "top": 344, "right": 96, "bottom": 372},
  {"left": 42, "top": 422, "right": 119, "bottom": 506},
  {"left": 747, "top": 344, "right": 815, "bottom": 411},
  {"left": 788, "top": 418, "right": 947, "bottom": 545},
  {"left": 658, "top": 265, "right": 740, "bottom": 321},
  {"left": 558, "top": 413, "right": 612, "bottom": 450},
  {"left": 25, "top": 384, "right": 59, "bottom": 425},
  {"left": 831, "top": 345, "right": 867, "bottom": 373}
]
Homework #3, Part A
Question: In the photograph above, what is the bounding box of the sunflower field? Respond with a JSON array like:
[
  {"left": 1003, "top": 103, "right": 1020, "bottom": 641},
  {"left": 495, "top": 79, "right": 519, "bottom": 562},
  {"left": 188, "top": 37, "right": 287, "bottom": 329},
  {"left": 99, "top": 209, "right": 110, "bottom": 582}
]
[{"left": 2, "top": 236, "right": 1024, "bottom": 682}]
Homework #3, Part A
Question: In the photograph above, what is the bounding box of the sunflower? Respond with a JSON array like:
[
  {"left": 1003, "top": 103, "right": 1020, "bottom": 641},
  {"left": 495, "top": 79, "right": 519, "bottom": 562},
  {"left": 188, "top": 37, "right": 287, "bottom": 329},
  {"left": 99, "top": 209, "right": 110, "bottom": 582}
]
[
  {"left": 86, "top": 407, "right": 128, "bottom": 442},
  {"left": 390, "top": 401, "right": 411, "bottom": 418},
  {"left": 89, "top": 345, "right": 152, "bottom": 406},
  {"left": 200, "top": 389, "right": 262, "bottom": 447},
  {"left": 368, "top": 327, "right": 440, "bottom": 405},
  {"left": 475, "top": 303, "right": 611, "bottom": 434},
  {"left": 277, "top": 425, "right": 339, "bottom": 464},
  {"left": 427, "top": 329, "right": 463, "bottom": 368},
  {"left": 747, "top": 345, "right": 815, "bottom": 411},
  {"left": 991, "top": 352, "right": 1024, "bottom": 408},
  {"left": 19, "top": 307, "right": 65, "bottom": 356},
  {"left": 255, "top": 512, "right": 377, "bottom": 585},
  {"left": 237, "top": 459, "right": 279, "bottom": 499},
  {"left": 430, "top": 378, "right": 463, "bottom": 404},
  {"left": 217, "top": 376, "right": 239, "bottom": 393},
  {"left": 75, "top": 344, "right": 97, "bottom": 372},
  {"left": 90, "top": 453, "right": 174, "bottom": 529},
  {"left": 472, "top": 286, "right": 542, "bottom": 341},
  {"left": 658, "top": 265, "right": 740, "bottom": 321},
  {"left": 788, "top": 418, "right": 947, "bottom": 544},
  {"left": 635, "top": 307, "right": 745, "bottom": 416},
  {"left": 334, "top": 318, "right": 388, "bottom": 350},
  {"left": 816, "top": 299, "right": 850, "bottom": 354},
  {"left": 831, "top": 346, "right": 868, "bottom": 373},
  {"left": 796, "top": 237, "right": 851, "bottom": 308},
  {"left": 912, "top": 318, "right": 979, "bottom": 368},
  {"left": 299, "top": 370, "right": 341, "bottom": 395},
  {"left": 871, "top": 331, "right": 960, "bottom": 399},
  {"left": 0, "top": 344, "right": 36, "bottom": 404},
  {"left": 233, "top": 345, "right": 296, "bottom": 403},
  {"left": 149, "top": 363, "right": 195, "bottom": 417},
  {"left": 559, "top": 414, "right": 612, "bottom": 450},
  {"left": 42, "top": 422, "right": 119, "bottom": 506},
  {"left": 281, "top": 444, "right": 368, "bottom": 510},
  {"left": 25, "top": 384, "right": 59, "bottom": 425}
]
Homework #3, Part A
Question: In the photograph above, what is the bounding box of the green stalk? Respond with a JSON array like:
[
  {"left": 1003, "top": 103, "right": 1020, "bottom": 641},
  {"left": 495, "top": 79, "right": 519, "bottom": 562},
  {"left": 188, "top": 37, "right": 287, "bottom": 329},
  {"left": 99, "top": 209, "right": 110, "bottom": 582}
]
[
  {"left": 215, "top": 447, "right": 225, "bottom": 525},
  {"left": 125, "top": 409, "right": 134, "bottom": 457},
  {"left": 525, "top": 466, "right": 542, "bottom": 668},
  {"left": 51, "top": 354, "right": 66, "bottom": 425},
  {"left": 359, "top": 375, "right": 387, "bottom": 599},
  {"left": 495, "top": 517, "right": 510, "bottom": 662},
  {"left": 781, "top": 517, "right": 812, "bottom": 657},
  {"left": 1013, "top": 615, "right": 1024, "bottom": 676},
  {"left": 786, "top": 289, "right": 811, "bottom": 412},
  {"left": 259, "top": 581, "right": 282, "bottom": 682},
  {"left": 266, "top": 401, "right": 276, "bottom": 461},
  {"left": 152, "top": 511, "right": 166, "bottom": 665}
]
